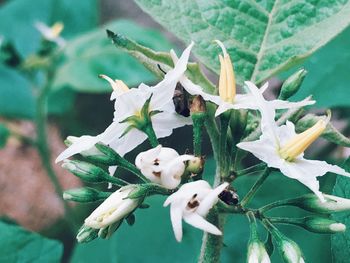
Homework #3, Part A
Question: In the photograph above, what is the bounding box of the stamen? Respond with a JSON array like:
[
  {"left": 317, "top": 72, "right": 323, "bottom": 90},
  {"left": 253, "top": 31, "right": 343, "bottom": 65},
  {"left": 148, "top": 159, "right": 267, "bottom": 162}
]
[
  {"left": 215, "top": 40, "right": 236, "bottom": 103},
  {"left": 99, "top": 74, "right": 129, "bottom": 94},
  {"left": 279, "top": 114, "right": 330, "bottom": 161},
  {"left": 51, "top": 22, "right": 64, "bottom": 37}
]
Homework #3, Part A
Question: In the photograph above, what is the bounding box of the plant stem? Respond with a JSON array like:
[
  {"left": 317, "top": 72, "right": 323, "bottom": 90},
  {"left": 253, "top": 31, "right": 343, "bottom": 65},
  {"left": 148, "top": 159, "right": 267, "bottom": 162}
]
[
  {"left": 204, "top": 104, "right": 220, "bottom": 161},
  {"left": 35, "top": 67, "right": 77, "bottom": 231},
  {"left": 236, "top": 162, "right": 267, "bottom": 177},
  {"left": 240, "top": 168, "right": 270, "bottom": 207},
  {"left": 192, "top": 115, "right": 204, "bottom": 156},
  {"left": 219, "top": 112, "right": 230, "bottom": 179},
  {"left": 144, "top": 124, "right": 159, "bottom": 147}
]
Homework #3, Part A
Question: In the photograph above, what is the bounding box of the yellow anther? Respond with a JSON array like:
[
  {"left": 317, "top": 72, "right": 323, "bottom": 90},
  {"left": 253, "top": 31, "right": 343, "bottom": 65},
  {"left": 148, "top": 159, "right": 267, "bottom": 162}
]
[
  {"left": 215, "top": 40, "right": 236, "bottom": 103},
  {"left": 99, "top": 74, "right": 129, "bottom": 94},
  {"left": 51, "top": 22, "right": 64, "bottom": 37},
  {"left": 279, "top": 115, "right": 330, "bottom": 161}
]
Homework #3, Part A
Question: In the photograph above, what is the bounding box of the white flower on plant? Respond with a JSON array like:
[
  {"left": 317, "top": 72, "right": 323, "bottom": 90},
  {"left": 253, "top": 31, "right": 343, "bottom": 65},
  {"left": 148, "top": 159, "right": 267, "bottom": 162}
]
[
  {"left": 164, "top": 180, "right": 228, "bottom": 242},
  {"left": 55, "top": 42, "right": 194, "bottom": 164},
  {"left": 84, "top": 185, "right": 141, "bottom": 229},
  {"left": 237, "top": 81, "right": 350, "bottom": 201},
  {"left": 135, "top": 145, "right": 195, "bottom": 189},
  {"left": 35, "top": 21, "right": 66, "bottom": 47},
  {"left": 170, "top": 40, "right": 315, "bottom": 117},
  {"left": 247, "top": 242, "right": 271, "bottom": 263}
]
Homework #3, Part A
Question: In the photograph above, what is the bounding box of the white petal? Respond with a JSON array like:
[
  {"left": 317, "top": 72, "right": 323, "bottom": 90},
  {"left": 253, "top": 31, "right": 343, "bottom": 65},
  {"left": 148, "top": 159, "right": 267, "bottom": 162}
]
[
  {"left": 152, "top": 111, "right": 192, "bottom": 138},
  {"left": 268, "top": 96, "right": 315, "bottom": 110},
  {"left": 215, "top": 102, "right": 235, "bottom": 117},
  {"left": 150, "top": 42, "right": 194, "bottom": 110},
  {"left": 260, "top": 82, "right": 269, "bottom": 94},
  {"left": 135, "top": 145, "right": 163, "bottom": 168},
  {"left": 169, "top": 201, "right": 185, "bottom": 242},
  {"left": 109, "top": 128, "right": 147, "bottom": 157},
  {"left": 55, "top": 135, "right": 101, "bottom": 163},
  {"left": 276, "top": 121, "right": 298, "bottom": 146},
  {"left": 183, "top": 213, "right": 222, "bottom": 236},
  {"left": 196, "top": 182, "right": 228, "bottom": 216}
]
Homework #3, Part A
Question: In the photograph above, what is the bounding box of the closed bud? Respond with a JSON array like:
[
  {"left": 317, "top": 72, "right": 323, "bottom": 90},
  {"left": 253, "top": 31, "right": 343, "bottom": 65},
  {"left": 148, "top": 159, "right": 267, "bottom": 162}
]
[
  {"left": 291, "top": 194, "right": 350, "bottom": 214},
  {"left": 62, "top": 160, "right": 125, "bottom": 186},
  {"left": 186, "top": 156, "right": 205, "bottom": 174},
  {"left": 247, "top": 242, "right": 271, "bottom": 263},
  {"left": 302, "top": 216, "right": 346, "bottom": 234},
  {"left": 76, "top": 225, "right": 98, "bottom": 243},
  {"left": 63, "top": 187, "right": 111, "bottom": 203},
  {"left": 279, "top": 69, "right": 307, "bottom": 100},
  {"left": 279, "top": 239, "right": 305, "bottom": 263},
  {"left": 190, "top": 95, "right": 206, "bottom": 115}
]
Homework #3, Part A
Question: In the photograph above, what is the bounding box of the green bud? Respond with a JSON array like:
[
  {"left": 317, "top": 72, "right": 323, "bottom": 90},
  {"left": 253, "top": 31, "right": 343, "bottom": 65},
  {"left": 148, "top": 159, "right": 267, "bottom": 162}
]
[
  {"left": 63, "top": 187, "right": 111, "bottom": 203},
  {"left": 64, "top": 137, "right": 119, "bottom": 165},
  {"left": 186, "top": 157, "right": 204, "bottom": 174},
  {"left": 302, "top": 216, "right": 346, "bottom": 234},
  {"left": 291, "top": 194, "right": 350, "bottom": 214},
  {"left": 62, "top": 160, "right": 126, "bottom": 186},
  {"left": 76, "top": 225, "right": 98, "bottom": 243},
  {"left": 279, "top": 69, "right": 307, "bottom": 100}
]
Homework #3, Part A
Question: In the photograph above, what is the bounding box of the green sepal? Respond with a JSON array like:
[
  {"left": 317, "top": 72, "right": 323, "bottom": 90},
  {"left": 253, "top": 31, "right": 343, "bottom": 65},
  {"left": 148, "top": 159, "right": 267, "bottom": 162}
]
[
  {"left": 63, "top": 187, "right": 111, "bottom": 203},
  {"left": 125, "top": 214, "right": 136, "bottom": 226},
  {"left": 127, "top": 183, "right": 173, "bottom": 199},
  {"left": 76, "top": 225, "right": 98, "bottom": 243}
]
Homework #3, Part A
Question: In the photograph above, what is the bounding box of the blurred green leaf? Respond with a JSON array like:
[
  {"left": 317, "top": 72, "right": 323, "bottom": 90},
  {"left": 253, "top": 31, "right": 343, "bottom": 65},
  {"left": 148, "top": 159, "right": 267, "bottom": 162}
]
[
  {"left": 331, "top": 158, "right": 350, "bottom": 262},
  {"left": 294, "top": 27, "right": 350, "bottom": 108},
  {"left": 0, "top": 123, "right": 10, "bottom": 148},
  {"left": 0, "top": 0, "right": 98, "bottom": 57},
  {"left": 0, "top": 64, "right": 35, "bottom": 119},
  {"left": 53, "top": 20, "right": 173, "bottom": 93},
  {"left": 135, "top": 0, "right": 350, "bottom": 85},
  {"left": 0, "top": 220, "right": 63, "bottom": 262},
  {"left": 71, "top": 159, "right": 331, "bottom": 263},
  {"left": 296, "top": 114, "right": 350, "bottom": 147}
]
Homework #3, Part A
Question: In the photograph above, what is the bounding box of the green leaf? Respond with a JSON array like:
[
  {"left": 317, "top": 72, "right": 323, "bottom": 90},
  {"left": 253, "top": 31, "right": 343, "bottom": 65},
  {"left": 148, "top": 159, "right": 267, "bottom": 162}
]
[
  {"left": 53, "top": 20, "right": 173, "bottom": 93},
  {"left": 0, "top": 64, "right": 35, "bottom": 119},
  {"left": 296, "top": 114, "right": 350, "bottom": 147},
  {"left": 0, "top": 123, "right": 10, "bottom": 148},
  {"left": 331, "top": 158, "right": 350, "bottom": 262},
  {"left": 0, "top": 0, "right": 98, "bottom": 57},
  {"left": 135, "top": 0, "right": 350, "bottom": 85},
  {"left": 293, "top": 27, "right": 350, "bottom": 108},
  {"left": 0, "top": 220, "right": 63, "bottom": 262}
]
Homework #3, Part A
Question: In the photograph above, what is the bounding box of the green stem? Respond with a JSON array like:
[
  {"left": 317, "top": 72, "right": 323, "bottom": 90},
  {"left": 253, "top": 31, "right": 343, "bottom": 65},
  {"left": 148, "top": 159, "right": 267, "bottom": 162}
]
[
  {"left": 35, "top": 67, "right": 77, "bottom": 231},
  {"left": 236, "top": 163, "right": 267, "bottom": 177},
  {"left": 219, "top": 112, "right": 230, "bottom": 179},
  {"left": 259, "top": 198, "right": 299, "bottom": 214},
  {"left": 240, "top": 168, "right": 270, "bottom": 207},
  {"left": 198, "top": 209, "right": 225, "bottom": 263},
  {"left": 268, "top": 217, "right": 305, "bottom": 226},
  {"left": 192, "top": 115, "right": 205, "bottom": 156},
  {"left": 144, "top": 124, "right": 159, "bottom": 147},
  {"left": 204, "top": 104, "right": 220, "bottom": 161}
]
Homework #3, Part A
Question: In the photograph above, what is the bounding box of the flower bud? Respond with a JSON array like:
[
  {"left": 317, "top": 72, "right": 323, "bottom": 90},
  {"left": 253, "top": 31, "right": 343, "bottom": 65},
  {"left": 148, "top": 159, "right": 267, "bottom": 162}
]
[
  {"left": 291, "top": 194, "right": 350, "bottom": 214},
  {"left": 247, "top": 242, "right": 271, "bottom": 263},
  {"left": 63, "top": 187, "right": 111, "bottom": 203},
  {"left": 279, "top": 239, "right": 305, "bottom": 263},
  {"left": 62, "top": 160, "right": 125, "bottom": 186},
  {"left": 84, "top": 185, "right": 142, "bottom": 229},
  {"left": 302, "top": 216, "right": 346, "bottom": 234},
  {"left": 279, "top": 69, "right": 307, "bottom": 100},
  {"left": 98, "top": 221, "right": 122, "bottom": 239},
  {"left": 186, "top": 156, "right": 204, "bottom": 174},
  {"left": 76, "top": 225, "right": 98, "bottom": 243}
]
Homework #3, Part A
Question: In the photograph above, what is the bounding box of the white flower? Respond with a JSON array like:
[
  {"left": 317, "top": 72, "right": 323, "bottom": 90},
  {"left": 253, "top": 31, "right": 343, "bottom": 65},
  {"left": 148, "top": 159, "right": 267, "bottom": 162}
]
[
  {"left": 135, "top": 145, "right": 195, "bottom": 189},
  {"left": 170, "top": 41, "right": 315, "bottom": 117},
  {"left": 237, "top": 81, "right": 350, "bottom": 201},
  {"left": 164, "top": 180, "right": 228, "bottom": 242},
  {"left": 84, "top": 185, "right": 140, "bottom": 229},
  {"left": 55, "top": 42, "right": 194, "bottom": 164},
  {"left": 35, "top": 21, "right": 66, "bottom": 47}
]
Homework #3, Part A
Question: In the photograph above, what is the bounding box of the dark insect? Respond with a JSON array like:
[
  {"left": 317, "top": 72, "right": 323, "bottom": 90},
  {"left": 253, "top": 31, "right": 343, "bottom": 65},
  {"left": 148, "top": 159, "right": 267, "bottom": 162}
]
[
  {"left": 219, "top": 189, "right": 239, "bottom": 205},
  {"left": 157, "top": 64, "right": 190, "bottom": 117}
]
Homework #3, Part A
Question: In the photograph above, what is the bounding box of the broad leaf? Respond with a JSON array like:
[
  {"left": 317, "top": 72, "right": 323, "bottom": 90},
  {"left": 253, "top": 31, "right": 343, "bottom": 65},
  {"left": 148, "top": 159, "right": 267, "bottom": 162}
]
[
  {"left": 0, "top": 0, "right": 98, "bottom": 57},
  {"left": 0, "top": 220, "right": 63, "bottom": 262},
  {"left": 292, "top": 27, "right": 350, "bottom": 108},
  {"left": 296, "top": 114, "right": 350, "bottom": 147},
  {"left": 53, "top": 20, "right": 173, "bottom": 93},
  {"left": 331, "top": 158, "right": 350, "bottom": 262},
  {"left": 135, "top": 0, "right": 350, "bottom": 84}
]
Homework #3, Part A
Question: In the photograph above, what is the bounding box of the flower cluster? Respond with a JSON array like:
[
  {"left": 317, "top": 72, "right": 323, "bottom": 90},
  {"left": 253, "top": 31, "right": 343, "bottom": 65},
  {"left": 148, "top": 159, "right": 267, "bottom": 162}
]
[{"left": 58, "top": 38, "right": 350, "bottom": 263}]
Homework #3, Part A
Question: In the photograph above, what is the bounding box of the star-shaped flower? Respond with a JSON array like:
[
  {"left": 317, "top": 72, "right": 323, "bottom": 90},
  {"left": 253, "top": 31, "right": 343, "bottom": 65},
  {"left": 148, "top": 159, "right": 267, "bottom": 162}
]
[
  {"left": 170, "top": 41, "right": 315, "bottom": 117},
  {"left": 164, "top": 180, "right": 228, "bottom": 242},
  {"left": 35, "top": 21, "right": 66, "bottom": 47},
  {"left": 237, "top": 81, "right": 350, "bottom": 201},
  {"left": 55, "top": 42, "right": 194, "bottom": 164},
  {"left": 135, "top": 145, "right": 195, "bottom": 189}
]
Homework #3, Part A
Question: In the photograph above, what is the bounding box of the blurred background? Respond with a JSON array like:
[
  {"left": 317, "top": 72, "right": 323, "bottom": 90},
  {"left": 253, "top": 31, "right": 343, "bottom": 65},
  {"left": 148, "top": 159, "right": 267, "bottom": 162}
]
[{"left": 0, "top": 0, "right": 349, "bottom": 262}]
